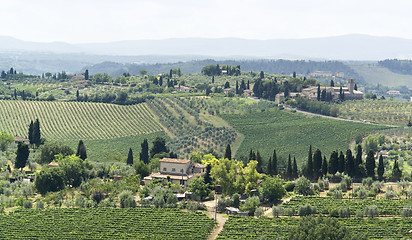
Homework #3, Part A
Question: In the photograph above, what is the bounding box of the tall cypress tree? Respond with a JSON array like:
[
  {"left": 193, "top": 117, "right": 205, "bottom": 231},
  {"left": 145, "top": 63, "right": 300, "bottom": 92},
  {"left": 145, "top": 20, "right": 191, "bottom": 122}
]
[
  {"left": 256, "top": 151, "right": 263, "bottom": 173},
  {"left": 267, "top": 157, "right": 272, "bottom": 175},
  {"left": 317, "top": 85, "right": 321, "bottom": 101},
  {"left": 322, "top": 156, "right": 328, "bottom": 177},
  {"left": 28, "top": 120, "right": 34, "bottom": 145},
  {"left": 249, "top": 149, "right": 256, "bottom": 161},
  {"left": 224, "top": 144, "right": 232, "bottom": 160},
  {"left": 204, "top": 164, "right": 212, "bottom": 185},
  {"left": 355, "top": 145, "right": 363, "bottom": 178},
  {"left": 338, "top": 151, "right": 345, "bottom": 173},
  {"left": 306, "top": 145, "right": 313, "bottom": 179},
  {"left": 313, "top": 149, "right": 322, "bottom": 180},
  {"left": 292, "top": 157, "right": 298, "bottom": 179},
  {"left": 329, "top": 151, "right": 339, "bottom": 175},
  {"left": 365, "top": 150, "right": 375, "bottom": 178},
  {"left": 15, "top": 142, "right": 29, "bottom": 170},
  {"left": 286, "top": 154, "right": 292, "bottom": 180},
  {"left": 140, "top": 139, "right": 149, "bottom": 164},
  {"left": 126, "top": 148, "right": 133, "bottom": 165},
  {"left": 377, "top": 154, "right": 384, "bottom": 180},
  {"left": 84, "top": 69, "right": 89, "bottom": 80},
  {"left": 392, "top": 159, "right": 402, "bottom": 181},
  {"left": 33, "top": 119, "right": 41, "bottom": 147},
  {"left": 76, "top": 140, "right": 87, "bottom": 160},
  {"left": 345, "top": 149, "right": 355, "bottom": 177},
  {"left": 272, "top": 149, "right": 278, "bottom": 175}
]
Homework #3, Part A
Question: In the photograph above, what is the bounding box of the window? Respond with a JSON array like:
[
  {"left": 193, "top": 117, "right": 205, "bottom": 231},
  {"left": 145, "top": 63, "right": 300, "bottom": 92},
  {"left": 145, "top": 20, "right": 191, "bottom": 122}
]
[
  {"left": 180, "top": 169, "right": 184, "bottom": 173},
  {"left": 172, "top": 168, "right": 176, "bottom": 172},
  {"left": 163, "top": 167, "right": 167, "bottom": 171}
]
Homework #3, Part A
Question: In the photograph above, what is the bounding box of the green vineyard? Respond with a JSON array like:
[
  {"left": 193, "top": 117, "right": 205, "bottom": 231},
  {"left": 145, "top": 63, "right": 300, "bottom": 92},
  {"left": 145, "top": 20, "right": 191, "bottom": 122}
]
[
  {"left": 217, "top": 216, "right": 412, "bottom": 239},
  {"left": 0, "top": 100, "right": 163, "bottom": 140},
  {"left": 0, "top": 208, "right": 215, "bottom": 239}
]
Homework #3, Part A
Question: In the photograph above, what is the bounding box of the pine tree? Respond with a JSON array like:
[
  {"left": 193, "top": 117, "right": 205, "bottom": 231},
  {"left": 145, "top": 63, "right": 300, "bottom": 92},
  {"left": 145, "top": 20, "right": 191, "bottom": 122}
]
[
  {"left": 272, "top": 149, "right": 278, "bottom": 175},
  {"left": 33, "top": 119, "right": 41, "bottom": 147},
  {"left": 126, "top": 148, "right": 133, "bottom": 165},
  {"left": 313, "top": 149, "right": 322, "bottom": 180},
  {"left": 267, "top": 157, "right": 272, "bottom": 175},
  {"left": 76, "top": 140, "right": 87, "bottom": 160},
  {"left": 365, "top": 150, "right": 375, "bottom": 178},
  {"left": 322, "top": 156, "right": 328, "bottom": 177},
  {"left": 338, "top": 151, "right": 345, "bottom": 173},
  {"left": 140, "top": 139, "right": 149, "bottom": 164},
  {"left": 306, "top": 145, "right": 313, "bottom": 179},
  {"left": 292, "top": 157, "right": 298, "bottom": 179},
  {"left": 224, "top": 144, "right": 232, "bottom": 160},
  {"left": 328, "top": 151, "right": 339, "bottom": 175},
  {"left": 28, "top": 120, "right": 34, "bottom": 145},
  {"left": 345, "top": 149, "right": 355, "bottom": 177},
  {"left": 377, "top": 154, "right": 384, "bottom": 180},
  {"left": 286, "top": 154, "right": 292, "bottom": 180},
  {"left": 256, "top": 151, "right": 263, "bottom": 173},
  {"left": 15, "top": 142, "right": 29, "bottom": 170}
]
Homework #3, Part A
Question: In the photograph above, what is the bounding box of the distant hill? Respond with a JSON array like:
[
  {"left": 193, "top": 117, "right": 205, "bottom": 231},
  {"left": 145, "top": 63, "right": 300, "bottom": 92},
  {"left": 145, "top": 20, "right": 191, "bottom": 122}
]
[{"left": 1, "top": 34, "right": 412, "bottom": 60}]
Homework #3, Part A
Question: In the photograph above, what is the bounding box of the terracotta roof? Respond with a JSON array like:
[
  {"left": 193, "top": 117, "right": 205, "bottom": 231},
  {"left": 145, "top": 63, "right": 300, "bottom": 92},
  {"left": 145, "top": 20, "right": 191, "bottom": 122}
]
[
  {"left": 48, "top": 162, "right": 59, "bottom": 167},
  {"left": 159, "top": 158, "right": 190, "bottom": 164},
  {"left": 144, "top": 172, "right": 193, "bottom": 180}
]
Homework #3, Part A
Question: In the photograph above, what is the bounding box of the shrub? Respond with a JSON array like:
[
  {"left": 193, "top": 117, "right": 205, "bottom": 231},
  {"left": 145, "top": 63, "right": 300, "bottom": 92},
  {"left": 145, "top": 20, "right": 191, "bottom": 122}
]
[
  {"left": 364, "top": 205, "right": 379, "bottom": 218},
  {"left": 299, "top": 204, "right": 316, "bottom": 216},
  {"left": 240, "top": 196, "right": 260, "bottom": 214},
  {"left": 217, "top": 197, "right": 232, "bottom": 212},
  {"left": 119, "top": 190, "right": 136, "bottom": 208},
  {"left": 340, "top": 181, "right": 348, "bottom": 192},
  {"left": 332, "top": 189, "right": 343, "bottom": 199},
  {"left": 232, "top": 193, "right": 240, "bottom": 208},
  {"left": 285, "top": 207, "right": 295, "bottom": 217},
  {"left": 384, "top": 190, "right": 398, "bottom": 200},
  {"left": 339, "top": 207, "right": 350, "bottom": 218},
  {"left": 254, "top": 207, "right": 264, "bottom": 217},
  {"left": 294, "top": 177, "right": 314, "bottom": 196},
  {"left": 329, "top": 208, "right": 339, "bottom": 217},
  {"left": 284, "top": 181, "right": 295, "bottom": 192},
  {"left": 272, "top": 205, "right": 284, "bottom": 217},
  {"left": 357, "top": 188, "right": 367, "bottom": 199},
  {"left": 355, "top": 210, "right": 364, "bottom": 218},
  {"left": 36, "top": 200, "right": 44, "bottom": 209},
  {"left": 23, "top": 200, "right": 32, "bottom": 209},
  {"left": 400, "top": 207, "right": 412, "bottom": 217}
]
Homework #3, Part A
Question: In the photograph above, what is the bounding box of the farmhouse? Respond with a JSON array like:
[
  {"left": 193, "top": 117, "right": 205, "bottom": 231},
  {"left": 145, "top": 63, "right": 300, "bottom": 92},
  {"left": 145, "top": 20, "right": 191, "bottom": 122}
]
[
  {"left": 174, "top": 85, "right": 195, "bottom": 93},
  {"left": 143, "top": 158, "right": 206, "bottom": 187},
  {"left": 301, "top": 79, "right": 363, "bottom": 101}
]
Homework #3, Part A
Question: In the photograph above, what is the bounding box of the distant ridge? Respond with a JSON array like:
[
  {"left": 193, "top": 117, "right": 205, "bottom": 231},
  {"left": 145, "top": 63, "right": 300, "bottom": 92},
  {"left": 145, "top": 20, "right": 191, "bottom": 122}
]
[{"left": 1, "top": 34, "right": 412, "bottom": 60}]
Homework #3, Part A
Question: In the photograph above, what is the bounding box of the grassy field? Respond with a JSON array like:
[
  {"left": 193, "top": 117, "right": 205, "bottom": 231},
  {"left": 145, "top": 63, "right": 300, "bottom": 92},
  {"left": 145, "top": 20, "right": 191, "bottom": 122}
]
[
  {"left": 338, "top": 99, "right": 412, "bottom": 125},
  {"left": 222, "top": 109, "right": 388, "bottom": 166},
  {"left": 0, "top": 208, "right": 215, "bottom": 239},
  {"left": 349, "top": 64, "right": 412, "bottom": 88}
]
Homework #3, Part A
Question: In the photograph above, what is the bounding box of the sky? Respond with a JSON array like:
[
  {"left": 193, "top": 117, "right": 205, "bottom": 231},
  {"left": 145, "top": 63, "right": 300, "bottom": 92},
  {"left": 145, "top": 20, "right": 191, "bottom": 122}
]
[{"left": 1, "top": 0, "right": 412, "bottom": 43}]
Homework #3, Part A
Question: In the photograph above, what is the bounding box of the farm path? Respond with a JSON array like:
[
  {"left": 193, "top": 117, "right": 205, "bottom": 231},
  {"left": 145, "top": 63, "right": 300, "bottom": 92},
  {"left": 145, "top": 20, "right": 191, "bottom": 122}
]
[{"left": 204, "top": 200, "right": 228, "bottom": 240}]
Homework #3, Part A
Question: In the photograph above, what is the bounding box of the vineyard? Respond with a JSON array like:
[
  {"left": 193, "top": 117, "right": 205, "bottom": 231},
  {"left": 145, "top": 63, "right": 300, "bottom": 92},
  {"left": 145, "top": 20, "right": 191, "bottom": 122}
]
[
  {"left": 217, "top": 216, "right": 412, "bottom": 239},
  {"left": 221, "top": 108, "right": 388, "bottom": 166},
  {"left": 0, "top": 208, "right": 215, "bottom": 239},
  {"left": 281, "top": 196, "right": 412, "bottom": 216},
  {"left": 0, "top": 100, "right": 163, "bottom": 140},
  {"left": 338, "top": 99, "right": 412, "bottom": 124}
]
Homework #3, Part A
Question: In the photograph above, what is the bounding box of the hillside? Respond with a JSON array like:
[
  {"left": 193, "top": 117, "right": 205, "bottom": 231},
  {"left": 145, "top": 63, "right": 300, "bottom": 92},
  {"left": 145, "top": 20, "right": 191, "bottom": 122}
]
[
  {"left": 349, "top": 64, "right": 412, "bottom": 88},
  {"left": 221, "top": 108, "right": 388, "bottom": 167}
]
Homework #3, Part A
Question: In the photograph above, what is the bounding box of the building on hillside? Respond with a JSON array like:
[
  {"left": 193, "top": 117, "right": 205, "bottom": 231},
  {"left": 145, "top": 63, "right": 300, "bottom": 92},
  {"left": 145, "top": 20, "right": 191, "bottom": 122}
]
[
  {"left": 14, "top": 136, "right": 30, "bottom": 145},
  {"left": 174, "top": 85, "right": 195, "bottom": 93},
  {"left": 300, "top": 79, "right": 363, "bottom": 101},
  {"left": 387, "top": 90, "right": 401, "bottom": 95},
  {"left": 143, "top": 158, "right": 206, "bottom": 187}
]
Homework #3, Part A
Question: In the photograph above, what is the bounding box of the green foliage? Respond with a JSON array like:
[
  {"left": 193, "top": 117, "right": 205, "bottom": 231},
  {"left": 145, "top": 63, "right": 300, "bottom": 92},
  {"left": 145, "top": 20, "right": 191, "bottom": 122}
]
[
  {"left": 150, "top": 137, "right": 168, "bottom": 157},
  {"left": 126, "top": 148, "right": 133, "bottom": 165},
  {"left": 294, "top": 177, "right": 314, "bottom": 196},
  {"left": 365, "top": 150, "right": 376, "bottom": 178},
  {"left": 188, "top": 177, "right": 210, "bottom": 200},
  {"left": 140, "top": 139, "right": 149, "bottom": 164},
  {"left": 76, "top": 140, "right": 87, "bottom": 160},
  {"left": 260, "top": 176, "right": 285, "bottom": 202},
  {"left": 0, "top": 132, "right": 14, "bottom": 151},
  {"left": 38, "top": 141, "right": 74, "bottom": 164},
  {"left": 119, "top": 190, "right": 136, "bottom": 208},
  {"left": 35, "top": 167, "right": 65, "bottom": 195},
  {"left": 134, "top": 161, "right": 150, "bottom": 178},
  {"left": 15, "top": 142, "right": 29, "bottom": 169},
  {"left": 239, "top": 196, "right": 260, "bottom": 214},
  {"left": 57, "top": 154, "right": 90, "bottom": 187}
]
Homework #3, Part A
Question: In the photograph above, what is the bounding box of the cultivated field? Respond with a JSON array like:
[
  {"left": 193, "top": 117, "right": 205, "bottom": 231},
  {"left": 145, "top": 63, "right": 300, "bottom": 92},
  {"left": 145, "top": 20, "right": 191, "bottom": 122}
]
[
  {"left": 0, "top": 208, "right": 215, "bottom": 239},
  {"left": 0, "top": 100, "right": 163, "bottom": 140}
]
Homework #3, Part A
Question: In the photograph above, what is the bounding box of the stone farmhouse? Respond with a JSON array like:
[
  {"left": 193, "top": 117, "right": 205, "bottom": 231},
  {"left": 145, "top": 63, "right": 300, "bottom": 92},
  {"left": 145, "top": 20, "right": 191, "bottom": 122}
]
[
  {"left": 143, "top": 158, "right": 206, "bottom": 187},
  {"left": 300, "top": 79, "right": 363, "bottom": 101}
]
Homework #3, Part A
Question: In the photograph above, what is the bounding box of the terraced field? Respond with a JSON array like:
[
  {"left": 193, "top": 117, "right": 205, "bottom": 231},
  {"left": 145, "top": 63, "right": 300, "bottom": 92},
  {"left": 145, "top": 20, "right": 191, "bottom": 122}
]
[{"left": 0, "top": 100, "right": 163, "bottom": 140}]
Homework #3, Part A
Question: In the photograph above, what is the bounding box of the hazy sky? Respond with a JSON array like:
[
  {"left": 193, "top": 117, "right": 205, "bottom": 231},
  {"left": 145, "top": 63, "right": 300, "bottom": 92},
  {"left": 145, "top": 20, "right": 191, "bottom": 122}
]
[{"left": 1, "top": 0, "right": 411, "bottom": 43}]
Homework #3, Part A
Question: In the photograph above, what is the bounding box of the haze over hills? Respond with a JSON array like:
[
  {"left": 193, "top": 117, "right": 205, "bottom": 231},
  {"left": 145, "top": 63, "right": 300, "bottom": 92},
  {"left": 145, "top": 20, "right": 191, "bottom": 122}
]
[{"left": 1, "top": 34, "right": 412, "bottom": 60}]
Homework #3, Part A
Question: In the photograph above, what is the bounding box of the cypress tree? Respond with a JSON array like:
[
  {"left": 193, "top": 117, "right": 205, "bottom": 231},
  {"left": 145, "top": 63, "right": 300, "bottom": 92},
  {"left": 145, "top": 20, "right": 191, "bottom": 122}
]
[
  {"left": 212, "top": 76, "right": 214, "bottom": 84},
  {"left": 28, "top": 120, "right": 34, "bottom": 145},
  {"left": 338, "top": 151, "right": 345, "bottom": 173},
  {"left": 15, "top": 142, "right": 29, "bottom": 170},
  {"left": 204, "top": 164, "right": 212, "bottom": 185},
  {"left": 140, "top": 139, "right": 149, "bottom": 164},
  {"left": 345, "top": 149, "right": 355, "bottom": 177},
  {"left": 224, "top": 144, "right": 232, "bottom": 160},
  {"left": 33, "top": 119, "right": 41, "bottom": 147},
  {"left": 150, "top": 137, "right": 168, "bottom": 158},
  {"left": 272, "top": 149, "right": 278, "bottom": 175},
  {"left": 235, "top": 80, "right": 239, "bottom": 94},
  {"left": 256, "top": 151, "right": 263, "bottom": 173},
  {"left": 267, "top": 157, "right": 272, "bottom": 175},
  {"left": 249, "top": 149, "right": 255, "bottom": 161},
  {"left": 365, "top": 150, "right": 375, "bottom": 178},
  {"left": 328, "top": 151, "right": 339, "bottom": 175},
  {"left": 306, "top": 145, "right": 313, "bottom": 179},
  {"left": 292, "top": 157, "right": 298, "bottom": 179},
  {"left": 286, "top": 154, "right": 292, "bottom": 180},
  {"left": 317, "top": 85, "right": 321, "bottom": 101},
  {"left": 313, "top": 149, "right": 322, "bottom": 180},
  {"left": 126, "top": 148, "right": 133, "bottom": 165},
  {"left": 392, "top": 159, "right": 402, "bottom": 181},
  {"left": 355, "top": 145, "right": 363, "bottom": 178},
  {"left": 377, "top": 154, "right": 384, "bottom": 180},
  {"left": 84, "top": 69, "right": 89, "bottom": 80},
  {"left": 76, "top": 140, "right": 87, "bottom": 160},
  {"left": 322, "top": 156, "right": 328, "bottom": 177}
]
